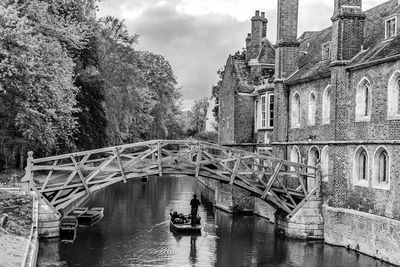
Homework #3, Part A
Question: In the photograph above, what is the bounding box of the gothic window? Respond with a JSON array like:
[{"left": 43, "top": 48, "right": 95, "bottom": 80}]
[
  {"left": 359, "top": 151, "right": 368, "bottom": 180},
  {"left": 307, "top": 146, "right": 320, "bottom": 191},
  {"left": 322, "top": 85, "right": 332, "bottom": 124},
  {"left": 321, "top": 146, "right": 329, "bottom": 182},
  {"left": 290, "top": 146, "right": 300, "bottom": 164},
  {"left": 290, "top": 146, "right": 301, "bottom": 177},
  {"left": 308, "top": 92, "right": 316, "bottom": 126},
  {"left": 373, "top": 147, "right": 390, "bottom": 189},
  {"left": 385, "top": 17, "right": 397, "bottom": 39},
  {"left": 356, "top": 78, "right": 371, "bottom": 121},
  {"left": 292, "top": 92, "right": 301, "bottom": 128},
  {"left": 354, "top": 147, "right": 369, "bottom": 186},
  {"left": 387, "top": 71, "right": 400, "bottom": 119}
]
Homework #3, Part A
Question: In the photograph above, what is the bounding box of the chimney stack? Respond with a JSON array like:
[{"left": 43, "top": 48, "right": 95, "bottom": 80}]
[
  {"left": 275, "top": 0, "right": 300, "bottom": 79},
  {"left": 331, "top": 0, "right": 365, "bottom": 61},
  {"left": 246, "top": 10, "right": 268, "bottom": 61}
]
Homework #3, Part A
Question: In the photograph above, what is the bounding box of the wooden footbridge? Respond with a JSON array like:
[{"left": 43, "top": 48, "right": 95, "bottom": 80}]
[{"left": 22, "top": 140, "right": 321, "bottom": 219}]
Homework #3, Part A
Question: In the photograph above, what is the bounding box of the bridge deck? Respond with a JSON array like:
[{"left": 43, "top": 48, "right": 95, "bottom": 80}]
[{"left": 22, "top": 140, "right": 321, "bottom": 218}]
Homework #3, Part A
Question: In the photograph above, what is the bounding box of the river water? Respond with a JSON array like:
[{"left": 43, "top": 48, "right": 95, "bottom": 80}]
[{"left": 37, "top": 176, "right": 392, "bottom": 267}]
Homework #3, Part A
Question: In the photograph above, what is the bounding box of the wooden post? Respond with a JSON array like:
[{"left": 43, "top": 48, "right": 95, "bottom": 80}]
[
  {"left": 114, "top": 148, "right": 127, "bottom": 183},
  {"left": 21, "top": 151, "right": 34, "bottom": 194},
  {"left": 195, "top": 146, "right": 203, "bottom": 178},
  {"left": 315, "top": 160, "right": 322, "bottom": 199},
  {"left": 158, "top": 141, "right": 163, "bottom": 176},
  {"left": 229, "top": 154, "right": 242, "bottom": 185}
]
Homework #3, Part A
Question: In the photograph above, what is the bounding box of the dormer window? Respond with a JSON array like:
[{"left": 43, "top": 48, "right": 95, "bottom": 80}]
[
  {"left": 385, "top": 17, "right": 397, "bottom": 39},
  {"left": 321, "top": 42, "right": 331, "bottom": 60}
]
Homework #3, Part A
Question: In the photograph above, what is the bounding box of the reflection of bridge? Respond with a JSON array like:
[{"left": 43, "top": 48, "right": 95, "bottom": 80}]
[{"left": 22, "top": 140, "right": 321, "bottom": 219}]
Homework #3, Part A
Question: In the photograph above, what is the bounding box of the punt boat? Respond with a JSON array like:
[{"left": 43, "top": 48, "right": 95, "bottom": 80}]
[{"left": 78, "top": 207, "right": 104, "bottom": 226}]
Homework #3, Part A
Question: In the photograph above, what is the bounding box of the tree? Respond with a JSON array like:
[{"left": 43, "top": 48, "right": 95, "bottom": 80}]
[
  {"left": 0, "top": 0, "right": 99, "bottom": 169},
  {"left": 211, "top": 67, "right": 225, "bottom": 123},
  {"left": 187, "top": 98, "right": 209, "bottom": 136},
  {"left": 98, "top": 17, "right": 154, "bottom": 144}
]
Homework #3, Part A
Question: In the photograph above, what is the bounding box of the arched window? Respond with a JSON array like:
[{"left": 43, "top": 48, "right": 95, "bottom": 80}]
[
  {"left": 290, "top": 146, "right": 301, "bottom": 177},
  {"left": 373, "top": 147, "right": 390, "bottom": 189},
  {"left": 308, "top": 92, "right": 316, "bottom": 126},
  {"left": 307, "top": 146, "right": 320, "bottom": 191},
  {"left": 322, "top": 85, "right": 331, "bottom": 124},
  {"left": 290, "top": 146, "right": 300, "bottom": 164},
  {"left": 359, "top": 151, "right": 368, "bottom": 180},
  {"left": 353, "top": 147, "right": 369, "bottom": 187},
  {"left": 321, "top": 146, "right": 329, "bottom": 182},
  {"left": 387, "top": 71, "right": 400, "bottom": 119},
  {"left": 356, "top": 78, "right": 371, "bottom": 121},
  {"left": 292, "top": 92, "right": 301, "bottom": 128}
]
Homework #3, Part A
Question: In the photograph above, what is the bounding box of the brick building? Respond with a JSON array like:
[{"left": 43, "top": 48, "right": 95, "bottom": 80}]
[{"left": 219, "top": 0, "right": 400, "bottom": 263}]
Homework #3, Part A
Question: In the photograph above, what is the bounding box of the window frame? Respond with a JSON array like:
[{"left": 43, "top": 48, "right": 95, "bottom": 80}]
[
  {"left": 291, "top": 92, "right": 301, "bottom": 128},
  {"left": 385, "top": 16, "right": 397, "bottom": 40},
  {"left": 372, "top": 147, "right": 390, "bottom": 190},
  {"left": 258, "top": 92, "right": 274, "bottom": 130},
  {"left": 322, "top": 85, "right": 332, "bottom": 125},
  {"left": 353, "top": 146, "right": 369, "bottom": 187},
  {"left": 308, "top": 91, "right": 316, "bottom": 126},
  {"left": 387, "top": 70, "right": 400, "bottom": 120},
  {"left": 355, "top": 78, "right": 372, "bottom": 122},
  {"left": 321, "top": 146, "right": 329, "bottom": 182}
]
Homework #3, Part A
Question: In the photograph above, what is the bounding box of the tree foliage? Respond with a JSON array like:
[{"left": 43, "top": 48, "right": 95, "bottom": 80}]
[
  {"left": 187, "top": 98, "right": 209, "bottom": 136},
  {"left": 0, "top": 0, "right": 185, "bottom": 171}
]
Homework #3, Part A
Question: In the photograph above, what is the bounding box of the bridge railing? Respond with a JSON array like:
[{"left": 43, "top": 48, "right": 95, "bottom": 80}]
[{"left": 22, "top": 140, "right": 320, "bottom": 218}]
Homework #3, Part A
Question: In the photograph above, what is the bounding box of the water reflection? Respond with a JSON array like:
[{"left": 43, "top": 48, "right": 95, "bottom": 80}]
[{"left": 37, "top": 176, "right": 394, "bottom": 267}]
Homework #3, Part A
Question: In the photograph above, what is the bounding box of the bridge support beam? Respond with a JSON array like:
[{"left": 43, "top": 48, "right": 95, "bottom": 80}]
[{"left": 37, "top": 198, "right": 61, "bottom": 239}]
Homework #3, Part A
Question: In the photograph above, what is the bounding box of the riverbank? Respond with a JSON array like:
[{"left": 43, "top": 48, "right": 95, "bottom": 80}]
[{"left": 0, "top": 190, "right": 33, "bottom": 266}]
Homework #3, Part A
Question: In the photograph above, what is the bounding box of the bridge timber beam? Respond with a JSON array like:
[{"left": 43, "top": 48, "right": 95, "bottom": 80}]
[{"left": 21, "top": 140, "right": 321, "bottom": 218}]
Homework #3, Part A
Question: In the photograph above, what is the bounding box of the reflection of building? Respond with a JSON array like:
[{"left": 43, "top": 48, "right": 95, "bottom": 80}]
[{"left": 218, "top": 0, "right": 400, "bottom": 264}]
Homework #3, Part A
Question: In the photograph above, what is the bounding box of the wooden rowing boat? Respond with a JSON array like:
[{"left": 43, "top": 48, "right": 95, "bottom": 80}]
[
  {"left": 69, "top": 207, "right": 88, "bottom": 217},
  {"left": 60, "top": 216, "right": 78, "bottom": 239},
  {"left": 78, "top": 207, "right": 104, "bottom": 226}
]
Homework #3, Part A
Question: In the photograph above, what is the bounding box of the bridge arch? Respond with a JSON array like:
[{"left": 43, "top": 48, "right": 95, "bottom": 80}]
[{"left": 22, "top": 140, "right": 321, "bottom": 219}]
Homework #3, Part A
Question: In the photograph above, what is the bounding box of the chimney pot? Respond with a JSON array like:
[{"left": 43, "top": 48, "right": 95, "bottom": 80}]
[
  {"left": 261, "top": 12, "right": 265, "bottom": 18},
  {"left": 255, "top": 10, "right": 260, "bottom": 16}
]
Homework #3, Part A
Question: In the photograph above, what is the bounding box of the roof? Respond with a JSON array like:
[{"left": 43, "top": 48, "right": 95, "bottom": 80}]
[
  {"left": 258, "top": 38, "right": 275, "bottom": 65},
  {"left": 232, "top": 59, "right": 253, "bottom": 93},
  {"left": 287, "top": 0, "right": 400, "bottom": 84},
  {"left": 348, "top": 0, "right": 400, "bottom": 67}
]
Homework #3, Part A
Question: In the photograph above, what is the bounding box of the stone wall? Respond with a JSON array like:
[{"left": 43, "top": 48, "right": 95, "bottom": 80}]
[
  {"left": 276, "top": 196, "right": 324, "bottom": 240},
  {"left": 324, "top": 205, "right": 400, "bottom": 266}
]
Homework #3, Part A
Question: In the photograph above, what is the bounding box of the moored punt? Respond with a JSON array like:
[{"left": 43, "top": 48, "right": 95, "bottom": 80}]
[
  {"left": 60, "top": 216, "right": 78, "bottom": 240},
  {"left": 78, "top": 207, "right": 104, "bottom": 226},
  {"left": 69, "top": 207, "right": 88, "bottom": 217}
]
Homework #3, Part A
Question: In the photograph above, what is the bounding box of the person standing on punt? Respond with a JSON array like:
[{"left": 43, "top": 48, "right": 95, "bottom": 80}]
[{"left": 190, "top": 194, "right": 201, "bottom": 226}]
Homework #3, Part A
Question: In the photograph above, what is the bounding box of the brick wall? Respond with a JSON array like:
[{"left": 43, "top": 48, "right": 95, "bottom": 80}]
[
  {"left": 343, "top": 61, "right": 400, "bottom": 140},
  {"left": 234, "top": 94, "right": 255, "bottom": 143},
  {"left": 287, "top": 77, "right": 333, "bottom": 142},
  {"left": 219, "top": 57, "right": 236, "bottom": 143}
]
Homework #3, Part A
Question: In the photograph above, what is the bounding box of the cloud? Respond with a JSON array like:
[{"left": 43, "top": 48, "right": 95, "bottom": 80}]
[{"left": 97, "top": 0, "right": 387, "bottom": 108}]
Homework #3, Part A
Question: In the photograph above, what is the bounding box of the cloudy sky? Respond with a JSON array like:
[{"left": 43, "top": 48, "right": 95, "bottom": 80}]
[{"left": 97, "top": 0, "right": 386, "bottom": 110}]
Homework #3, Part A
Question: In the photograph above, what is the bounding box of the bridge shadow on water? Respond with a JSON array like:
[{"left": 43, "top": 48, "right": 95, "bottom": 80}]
[{"left": 37, "top": 176, "right": 394, "bottom": 267}]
